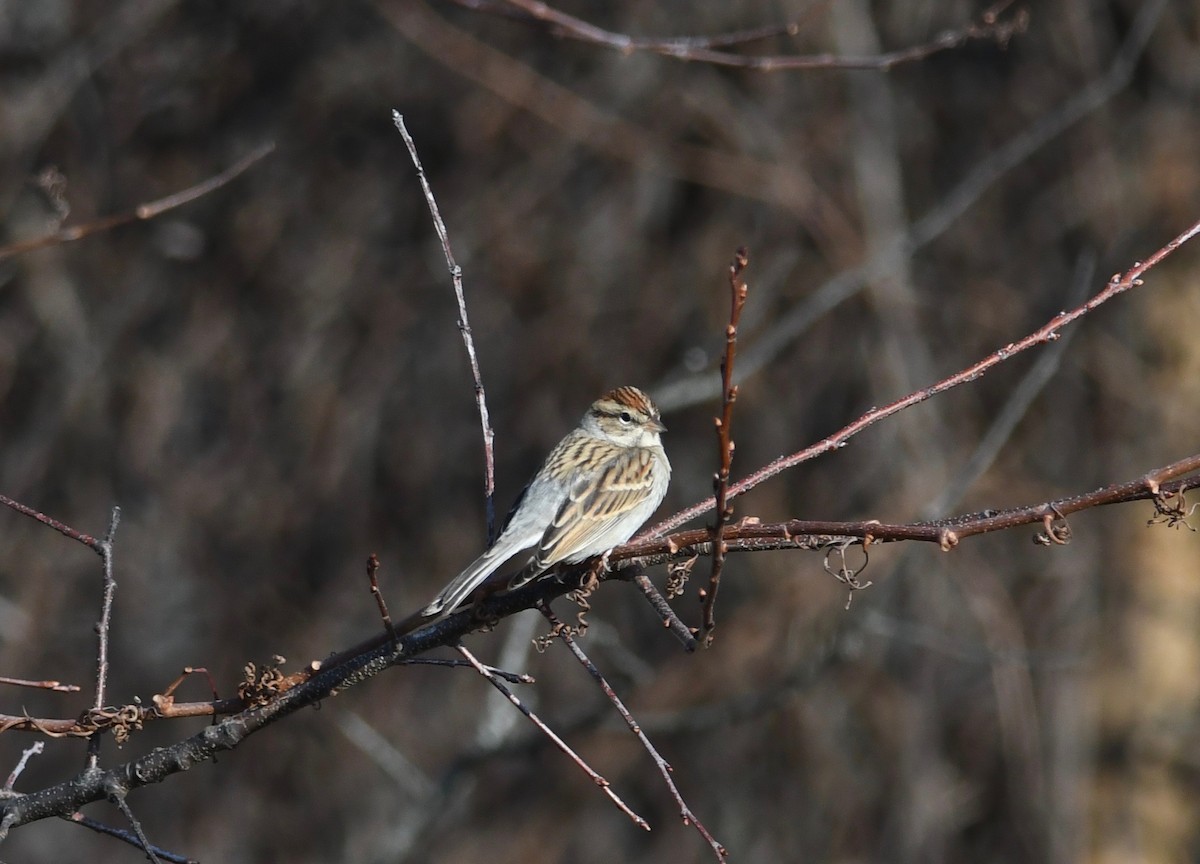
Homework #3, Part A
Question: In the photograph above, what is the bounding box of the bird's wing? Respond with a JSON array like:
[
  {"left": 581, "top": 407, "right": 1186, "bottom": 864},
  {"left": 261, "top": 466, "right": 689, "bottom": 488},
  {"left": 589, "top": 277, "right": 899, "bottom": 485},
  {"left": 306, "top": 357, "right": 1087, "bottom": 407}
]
[{"left": 532, "top": 447, "right": 659, "bottom": 570}]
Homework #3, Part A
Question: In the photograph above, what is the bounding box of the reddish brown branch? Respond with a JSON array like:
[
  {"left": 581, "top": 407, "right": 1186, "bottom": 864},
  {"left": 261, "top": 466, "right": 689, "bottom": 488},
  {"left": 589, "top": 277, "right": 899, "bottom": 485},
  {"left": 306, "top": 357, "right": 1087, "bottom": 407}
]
[
  {"left": 702, "top": 249, "right": 749, "bottom": 644},
  {"left": 622, "top": 457, "right": 1200, "bottom": 569},
  {"left": 648, "top": 214, "right": 1200, "bottom": 537},
  {"left": 366, "top": 554, "right": 397, "bottom": 641},
  {"left": 0, "top": 142, "right": 274, "bottom": 262},
  {"left": 158, "top": 667, "right": 219, "bottom": 704},
  {"left": 0, "top": 677, "right": 80, "bottom": 693},
  {"left": 0, "top": 494, "right": 101, "bottom": 550},
  {"left": 482, "top": 0, "right": 1025, "bottom": 71}
]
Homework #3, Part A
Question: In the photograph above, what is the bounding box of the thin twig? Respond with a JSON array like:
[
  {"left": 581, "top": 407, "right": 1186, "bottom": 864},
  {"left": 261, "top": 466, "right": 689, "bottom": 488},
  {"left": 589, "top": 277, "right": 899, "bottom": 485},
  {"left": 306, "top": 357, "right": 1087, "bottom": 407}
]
[
  {"left": 367, "top": 554, "right": 397, "bottom": 641},
  {"left": 540, "top": 604, "right": 727, "bottom": 861},
  {"left": 0, "top": 676, "right": 80, "bottom": 692},
  {"left": 454, "top": 643, "right": 650, "bottom": 830},
  {"left": 392, "top": 110, "right": 498, "bottom": 542},
  {"left": 399, "top": 657, "right": 535, "bottom": 684},
  {"left": 702, "top": 249, "right": 749, "bottom": 644},
  {"left": 67, "top": 813, "right": 196, "bottom": 864},
  {"left": 108, "top": 791, "right": 164, "bottom": 864},
  {"left": 0, "top": 494, "right": 101, "bottom": 549},
  {"left": 4, "top": 743, "right": 44, "bottom": 791},
  {"left": 448, "top": 0, "right": 817, "bottom": 49},
  {"left": 646, "top": 213, "right": 1200, "bottom": 537},
  {"left": 86, "top": 507, "right": 121, "bottom": 770},
  {"left": 158, "top": 667, "right": 219, "bottom": 704},
  {"left": 653, "top": 0, "right": 1170, "bottom": 415},
  {"left": 621, "top": 457, "right": 1200, "bottom": 570},
  {"left": 489, "top": 0, "right": 1025, "bottom": 71},
  {"left": 632, "top": 571, "right": 697, "bottom": 652},
  {"left": 0, "top": 142, "right": 275, "bottom": 262}
]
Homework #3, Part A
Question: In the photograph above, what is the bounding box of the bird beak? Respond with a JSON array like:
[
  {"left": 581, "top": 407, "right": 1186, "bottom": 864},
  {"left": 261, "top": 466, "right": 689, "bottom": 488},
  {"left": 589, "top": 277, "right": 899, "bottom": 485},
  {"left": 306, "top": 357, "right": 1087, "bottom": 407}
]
[{"left": 650, "top": 417, "right": 667, "bottom": 434}]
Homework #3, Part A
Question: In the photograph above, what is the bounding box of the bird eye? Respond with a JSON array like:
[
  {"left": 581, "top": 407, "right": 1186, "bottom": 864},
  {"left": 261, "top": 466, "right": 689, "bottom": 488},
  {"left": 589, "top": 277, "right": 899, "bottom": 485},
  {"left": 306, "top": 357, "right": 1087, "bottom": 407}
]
[{"left": 619, "top": 411, "right": 633, "bottom": 424}]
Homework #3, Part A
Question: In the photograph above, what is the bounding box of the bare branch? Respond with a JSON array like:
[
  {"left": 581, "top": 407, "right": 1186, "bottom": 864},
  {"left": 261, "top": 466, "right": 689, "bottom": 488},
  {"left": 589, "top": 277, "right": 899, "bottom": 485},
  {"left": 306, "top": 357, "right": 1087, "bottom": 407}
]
[
  {"left": 67, "top": 813, "right": 195, "bottom": 864},
  {"left": 540, "top": 604, "right": 726, "bottom": 860},
  {"left": 4, "top": 743, "right": 44, "bottom": 791},
  {"left": 454, "top": 643, "right": 649, "bottom": 830},
  {"left": 701, "top": 248, "right": 749, "bottom": 643},
  {"left": 631, "top": 569, "right": 697, "bottom": 652},
  {"left": 0, "top": 677, "right": 80, "bottom": 693},
  {"left": 86, "top": 506, "right": 121, "bottom": 772},
  {"left": 648, "top": 214, "right": 1200, "bottom": 536},
  {"left": 0, "top": 495, "right": 102, "bottom": 550},
  {"left": 367, "top": 554, "right": 397, "bottom": 642},
  {"left": 654, "top": 0, "right": 1171, "bottom": 413},
  {"left": 476, "top": 0, "right": 1025, "bottom": 71},
  {"left": 0, "top": 142, "right": 275, "bottom": 262},
  {"left": 108, "top": 792, "right": 163, "bottom": 864},
  {"left": 393, "top": 110, "right": 498, "bottom": 541}
]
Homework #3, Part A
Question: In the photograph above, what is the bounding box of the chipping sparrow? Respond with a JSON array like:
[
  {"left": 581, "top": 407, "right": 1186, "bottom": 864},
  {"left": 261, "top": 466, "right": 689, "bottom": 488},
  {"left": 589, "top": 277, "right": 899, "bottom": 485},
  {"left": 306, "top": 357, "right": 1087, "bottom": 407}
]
[{"left": 421, "top": 386, "right": 670, "bottom": 618}]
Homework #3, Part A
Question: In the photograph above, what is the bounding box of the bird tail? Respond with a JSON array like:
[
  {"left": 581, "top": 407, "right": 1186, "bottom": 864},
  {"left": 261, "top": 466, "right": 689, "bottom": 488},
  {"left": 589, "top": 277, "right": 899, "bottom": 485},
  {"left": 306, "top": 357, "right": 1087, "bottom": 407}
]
[{"left": 420, "top": 550, "right": 507, "bottom": 619}]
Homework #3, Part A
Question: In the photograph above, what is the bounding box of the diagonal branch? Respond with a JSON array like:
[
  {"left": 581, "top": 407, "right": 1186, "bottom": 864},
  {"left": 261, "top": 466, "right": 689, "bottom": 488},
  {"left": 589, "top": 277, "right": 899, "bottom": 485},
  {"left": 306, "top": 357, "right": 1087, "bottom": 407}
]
[
  {"left": 647, "top": 213, "right": 1200, "bottom": 537},
  {"left": 454, "top": 643, "right": 649, "bottom": 829},
  {"left": 0, "top": 143, "right": 275, "bottom": 262},
  {"left": 540, "top": 604, "right": 726, "bottom": 861}
]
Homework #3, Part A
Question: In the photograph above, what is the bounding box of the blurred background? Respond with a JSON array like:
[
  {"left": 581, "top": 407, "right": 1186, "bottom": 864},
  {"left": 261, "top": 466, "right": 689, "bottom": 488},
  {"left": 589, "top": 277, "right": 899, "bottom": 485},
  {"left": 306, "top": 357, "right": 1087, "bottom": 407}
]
[{"left": 2, "top": 1, "right": 1200, "bottom": 861}]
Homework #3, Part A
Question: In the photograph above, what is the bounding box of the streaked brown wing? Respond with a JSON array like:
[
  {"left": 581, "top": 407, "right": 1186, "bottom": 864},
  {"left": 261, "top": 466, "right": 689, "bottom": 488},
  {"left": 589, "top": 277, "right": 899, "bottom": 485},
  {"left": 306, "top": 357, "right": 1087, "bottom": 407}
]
[{"left": 533, "top": 447, "right": 657, "bottom": 569}]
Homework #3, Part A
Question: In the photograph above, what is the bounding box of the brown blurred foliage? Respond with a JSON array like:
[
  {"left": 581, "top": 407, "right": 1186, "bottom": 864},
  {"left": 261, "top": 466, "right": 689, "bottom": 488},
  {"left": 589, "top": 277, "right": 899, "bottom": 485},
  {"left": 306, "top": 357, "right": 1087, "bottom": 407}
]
[{"left": 3, "top": 1, "right": 1200, "bottom": 861}]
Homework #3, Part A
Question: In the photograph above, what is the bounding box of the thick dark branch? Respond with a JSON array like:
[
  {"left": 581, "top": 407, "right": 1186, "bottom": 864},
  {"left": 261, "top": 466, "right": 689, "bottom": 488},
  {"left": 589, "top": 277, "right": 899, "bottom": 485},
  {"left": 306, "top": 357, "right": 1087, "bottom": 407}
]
[{"left": 3, "top": 454, "right": 1197, "bottom": 748}]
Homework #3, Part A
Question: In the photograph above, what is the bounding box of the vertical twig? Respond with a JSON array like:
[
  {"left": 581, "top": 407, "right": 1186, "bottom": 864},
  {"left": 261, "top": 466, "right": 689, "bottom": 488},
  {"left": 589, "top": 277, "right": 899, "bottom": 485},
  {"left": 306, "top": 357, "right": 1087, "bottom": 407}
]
[
  {"left": 454, "top": 643, "right": 650, "bottom": 830},
  {"left": 366, "top": 554, "right": 397, "bottom": 641},
  {"left": 539, "top": 604, "right": 727, "bottom": 861},
  {"left": 87, "top": 506, "right": 121, "bottom": 770},
  {"left": 702, "top": 249, "right": 749, "bottom": 644},
  {"left": 392, "top": 110, "right": 498, "bottom": 543}
]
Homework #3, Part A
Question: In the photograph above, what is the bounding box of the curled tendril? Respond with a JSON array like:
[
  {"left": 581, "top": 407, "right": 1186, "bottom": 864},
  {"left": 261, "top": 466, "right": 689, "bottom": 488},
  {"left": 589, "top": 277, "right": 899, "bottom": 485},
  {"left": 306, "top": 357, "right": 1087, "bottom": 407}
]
[
  {"left": 823, "top": 541, "right": 872, "bottom": 610},
  {"left": 1148, "top": 488, "right": 1199, "bottom": 531},
  {"left": 1033, "top": 505, "right": 1072, "bottom": 545},
  {"left": 79, "top": 704, "right": 147, "bottom": 745},
  {"left": 666, "top": 551, "right": 699, "bottom": 599}
]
